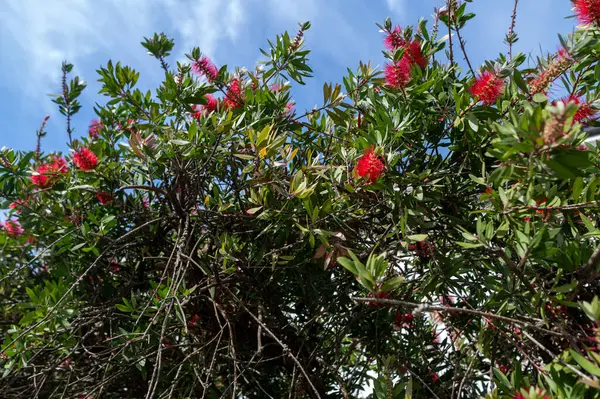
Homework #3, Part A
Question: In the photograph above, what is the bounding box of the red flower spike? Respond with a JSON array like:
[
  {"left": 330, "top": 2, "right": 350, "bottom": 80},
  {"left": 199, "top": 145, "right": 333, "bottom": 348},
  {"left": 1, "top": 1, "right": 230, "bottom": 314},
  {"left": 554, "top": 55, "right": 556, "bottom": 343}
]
[
  {"left": 223, "top": 78, "right": 244, "bottom": 110},
  {"left": 394, "top": 312, "right": 414, "bottom": 329},
  {"left": 4, "top": 219, "right": 24, "bottom": 238},
  {"left": 405, "top": 40, "right": 428, "bottom": 69},
  {"left": 384, "top": 25, "right": 404, "bottom": 50},
  {"left": 203, "top": 94, "right": 218, "bottom": 113},
  {"left": 96, "top": 191, "right": 114, "bottom": 205},
  {"left": 564, "top": 95, "right": 596, "bottom": 122},
  {"left": 30, "top": 164, "right": 51, "bottom": 187},
  {"left": 73, "top": 148, "right": 98, "bottom": 171},
  {"left": 355, "top": 148, "right": 385, "bottom": 183},
  {"left": 88, "top": 119, "right": 103, "bottom": 139},
  {"left": 470, "top": 71, "right": 505, "bottom": 105},
  {"left": 192, "top": 56, "right": 218, "bottom": 82},
  {"left": 574, "top": 0, "right": 600, "bottom": 25},
  {"left": 50, "top": 156, "right": 69, "bottom": 174},
  {"left": 384, "top": 57, "right": 412, "bottom": 89}
]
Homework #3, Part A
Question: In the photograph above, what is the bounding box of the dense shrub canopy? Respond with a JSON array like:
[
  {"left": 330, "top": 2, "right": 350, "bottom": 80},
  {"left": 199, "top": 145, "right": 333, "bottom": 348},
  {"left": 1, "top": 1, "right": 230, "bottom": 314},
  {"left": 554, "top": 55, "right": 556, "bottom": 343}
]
[{"left": 3, "top": 2, "right": 600, "bottom": 398}]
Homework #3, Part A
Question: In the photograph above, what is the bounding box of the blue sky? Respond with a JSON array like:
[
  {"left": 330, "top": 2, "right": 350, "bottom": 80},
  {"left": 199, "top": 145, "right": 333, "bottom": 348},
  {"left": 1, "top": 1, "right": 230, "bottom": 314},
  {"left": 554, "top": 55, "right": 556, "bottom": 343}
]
[{"left": 1, "top": 0, "right": 576, "bottom": 153}]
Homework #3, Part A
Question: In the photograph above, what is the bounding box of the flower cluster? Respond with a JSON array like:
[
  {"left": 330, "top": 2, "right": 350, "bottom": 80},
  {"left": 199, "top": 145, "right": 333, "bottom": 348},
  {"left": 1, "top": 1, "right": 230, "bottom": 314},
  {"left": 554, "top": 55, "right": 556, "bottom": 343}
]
[
  {"left": 96, "top": 191, "right": 114, "bottom": 205},
  {"left": 4, "top": 219, "right": 24, "bottom": 238},
  {"left": 88, "top": 119, "right": 103, "bottom": 139},
  {"left": 355, "top": 148, "right": 385, "bottom": 183},
  {"left": 192, "top": 56, "right": 218, "bottom": 82},
  {"left": 530, "top": 49, "right": 572, "bottom": 95},
  {"left": 408, "top": 241, "right": 434, "bottom": 259},
  {"left": 30, "top": 156, "right": 69, "bottom": 188},
  {"left": 192, "top": 94, "right": 219, "bottom": 119},
  {"left": 574, "top": 0, "right": 600, "bottom": 25},
  {"left": 394, "top": 312, "right": 414, "bottom": 329},
  {"left": 383, "top": 27, "right": 428, "bottom": 89},
  {"left": 73, "top": 147, "right": 98, "bottom": 171},
  {"left": 223, "top": 78, "right": 244, "bottom": 110},
  {"left": 470, "top": 71, "right": 505, "bottom": 105}
]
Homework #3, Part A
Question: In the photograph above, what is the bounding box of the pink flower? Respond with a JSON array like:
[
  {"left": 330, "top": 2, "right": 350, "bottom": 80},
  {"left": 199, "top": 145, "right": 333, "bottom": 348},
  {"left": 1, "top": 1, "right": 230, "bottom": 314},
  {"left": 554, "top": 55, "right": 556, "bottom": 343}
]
[
  {"left": 96, "top": 191, "right": 114, "bottom": 205},
  {"left": 384, "top": 57, "right": 412, "bottom": 89},
  {"left": 355, "top": 148, "right": 385, "bottom": 183},
  {"left": 88, "top": 119, "right": 103, "bottom": 139},
  {"left": 384, "top": 25, "right": 404, "bottom": 50},
  {"left": 284, "top": 102, "right": 295, "bottom": 114},
  {"left": 73, "top": 148, "right": 98, "bottom": 171},
  {"left": 470, "top": 71, "right": 505, "bottom": 105},
  {"left": 192, "top": 56, "right": 218, "bottom": 82},
  {"left": 574, "top": 0, "right": 600, "bottom": 25},
  {"left": 223, "top": 78, "right": 244, "bottom": 110},
  {"left": 4, "top": 219, "right": 24, "bottom": 238}
]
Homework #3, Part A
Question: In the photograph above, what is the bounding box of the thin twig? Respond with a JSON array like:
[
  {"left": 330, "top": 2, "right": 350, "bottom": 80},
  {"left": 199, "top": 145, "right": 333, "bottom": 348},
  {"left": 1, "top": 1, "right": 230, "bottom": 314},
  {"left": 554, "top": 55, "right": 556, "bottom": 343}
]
[
  {"left": 508, "top": 0, "right": 519, "bottom": 60},
  {"left": 351, "top": 297, "right": 559, "bottom": 336}
]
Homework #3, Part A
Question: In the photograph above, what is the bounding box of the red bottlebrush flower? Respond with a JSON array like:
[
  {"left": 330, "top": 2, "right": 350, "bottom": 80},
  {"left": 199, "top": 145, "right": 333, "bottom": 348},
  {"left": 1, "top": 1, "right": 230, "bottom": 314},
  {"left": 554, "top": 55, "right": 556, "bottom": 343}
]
[
  {"left": 384, "top": 25, "right": 404, "bottom": 50},
  {"left": 109, "top": 258, "right": 121, "bottom": 272},
  {"left": 203, "top": 94, "right": 218, "bottom": 113},
  {"left": 405, "top": 40, "right": 428, "bottom": 69},
  {"left": 30, "top": 164, "right": 51, "bottom": 187},
  {"left": 470, "top": 71, "right": 505, "bottom": 105},
  {"left": 574, "top": 0, "right": 600, "bottom": 25},
  {"left": 513, "top": 393, "right": 526, "bottom": 399},
  {"left": 27, "top": 237, "right": 37, "bottom": 246},
  {"left": 88, "top": 119, "right": 103, "bottom": 139},
  {"left": 9, "top": 199, "right": 27, "bottom": 213},
  {"left": 564, "top": 95, "right": 596, "bottom": 122},
  {"left": 73, "top": 147, "right": 98, "bottom": 171},
  {"left": 394, "top": 312, "right": 415, "bottom": 329},
  {"left": 191, "top": 104, "right": 202, "bottom": 120},
  {"left": 408, "top": 241, "right": 434, "bottom": 259},
  {"left": 430, "top": 371, "right": 439, "bottom": 383},
  {"left": 50, "top": 156, "right": 69, "bottom": 174},
  {"left": 498, "top": 365, "right": 509, "bottom": 375},
  {"left": 192, "top": 56, "right": 218, "bottom": 82},
  {"left": 188, "top": 314, "right": 201, "bottom": 328},
  {"left": 223, "top": 78, "right": 244, "bottom": 110},
  {"left": 96, "top": 191, "right": 114, "bottom": 205},
  {"left": 577, "top": 144, "right": 589, "bottom": 151},
  {"left": 355, "top": 148, "right": 385, "bottom": 183},
  {"left": 523, "top": 217, "right": 531, "bottom": 222},
  {"left": 384, "top": 57, "right": 412, "bottom": 89},
  {"left": 4, "top": 219, "right": 24, "bottom": 238}
]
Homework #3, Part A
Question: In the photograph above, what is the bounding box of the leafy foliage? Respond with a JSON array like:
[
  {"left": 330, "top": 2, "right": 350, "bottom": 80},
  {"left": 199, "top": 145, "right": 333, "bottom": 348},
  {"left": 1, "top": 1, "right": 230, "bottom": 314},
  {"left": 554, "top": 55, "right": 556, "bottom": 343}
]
[{"left": 2, "top": 5, "right": 600, "bottom": 399}]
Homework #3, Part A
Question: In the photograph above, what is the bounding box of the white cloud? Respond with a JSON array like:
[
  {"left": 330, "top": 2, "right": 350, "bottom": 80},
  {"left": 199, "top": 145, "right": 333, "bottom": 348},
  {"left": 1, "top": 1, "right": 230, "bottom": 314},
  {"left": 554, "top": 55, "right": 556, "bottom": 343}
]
[{"left": 386, "top": 0, "right": 406, "bottom": 14}]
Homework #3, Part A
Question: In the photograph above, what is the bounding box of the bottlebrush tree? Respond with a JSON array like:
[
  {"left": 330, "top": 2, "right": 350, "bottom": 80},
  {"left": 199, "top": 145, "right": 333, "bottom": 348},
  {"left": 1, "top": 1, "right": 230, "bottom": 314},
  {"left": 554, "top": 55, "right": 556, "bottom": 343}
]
[{"left": 3, "top": 2, "right": 600, "bottom": 398}]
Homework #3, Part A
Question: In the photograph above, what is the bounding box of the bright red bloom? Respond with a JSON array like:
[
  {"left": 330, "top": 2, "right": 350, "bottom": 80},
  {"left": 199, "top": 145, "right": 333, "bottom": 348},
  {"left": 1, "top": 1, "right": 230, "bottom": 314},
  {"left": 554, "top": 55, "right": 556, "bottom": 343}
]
[
  {"left": 384, "top": 25, "right": 404, "bottom": 50},
  {"left": 284, "top": 102, "right": 295, "bottom": 114},
  {"left": 394, "top": 312, "right": 414, "bottom": 329},
  {"left": 574, "top": 0, "right": 600, "bottom": 25},
  {"left": 368, "top": 291, "right": 390, "bottom": 307},
  {"left": 4, "top": 219, "right": 24, "bottom": 238},
  {"left": 405, "top": 40, "right": 428, "bottom": 69},
  {"left": 513, "top": 393, "right": 525, "bottom": 399},
  {"left": 355, "top": 148, "right": 385, "bottom": 183},
  {"left": 384, "top": 57, "right": 412, "bottom": 89},
  {"left": 50, "top": 156, "right": 69, "bottom": 174},
  {"left": 30, "top": 164, "right": 52, "bottom": 187},
  {"left": 470, "top": 71, "right": 505, "bottom": 105},
  {"left": 203, "top": 94, "right": 218, "bottom": 113},
  {"left": 430, "top": 372, "right": 439, "bottom": 383},
  {"left": 408, "top": 241, "right": 434, "bottom": 258},
  {"left": 564, "top": 95, "right": 596, "bottom": 122},
  {"left": 192, "top": 56, "right": 218, "bottom": 82},
  {"left": 96, "top": 191, "right": 114, "bottom": 205},
  {"left": 223, "top": 78, "right": 244, "bottom": 110},
  {"left": 88, "top": 119, "right": 103, "bottom": 139},
  {"left": 73, "top": 148, "right": 98, "bottom": 170}
]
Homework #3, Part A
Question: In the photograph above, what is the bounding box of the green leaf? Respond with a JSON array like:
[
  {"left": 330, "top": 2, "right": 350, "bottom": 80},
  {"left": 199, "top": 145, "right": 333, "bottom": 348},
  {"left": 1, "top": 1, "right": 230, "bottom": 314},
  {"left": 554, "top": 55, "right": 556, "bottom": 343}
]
[
  {"left": 380, "top": 276, "right": 404, "bottom": 292},
  {"left": 337, "top": 257, "right": 358, "bottom": 275},
  {"left": 170, "top": 139, "right": 190, "bottom": 146},
  {"left": 533, "top": 93, "right": 547, "bottom": 103},
  {"left": 569, "top": 349, "right": 600, "bottom": 377},
  {"left": 406, "top": 234, "right": 428, "bottom": 242}
]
